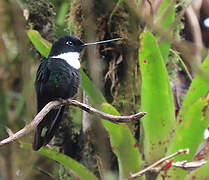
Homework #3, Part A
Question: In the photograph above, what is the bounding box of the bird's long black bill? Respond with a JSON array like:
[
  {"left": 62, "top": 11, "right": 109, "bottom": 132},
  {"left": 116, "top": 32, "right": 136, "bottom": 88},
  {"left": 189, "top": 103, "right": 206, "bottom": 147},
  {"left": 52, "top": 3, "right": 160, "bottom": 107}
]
[{"left": 83, "top": 37, "right": 122, "bottom": 46}]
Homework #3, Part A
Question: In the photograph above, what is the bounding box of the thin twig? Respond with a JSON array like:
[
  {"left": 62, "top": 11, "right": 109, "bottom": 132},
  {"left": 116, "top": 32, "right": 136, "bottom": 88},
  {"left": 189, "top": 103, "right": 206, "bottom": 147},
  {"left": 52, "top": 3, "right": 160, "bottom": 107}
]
[
  {"left": 129, "top": 148, "right": 189, "bottom": 179},
  {"left": 64, "top": 99, "right": 146, "bottom": 123},
  {"left": 143, "top": 159, "right": 207, "bottom": 174},
  {"left": 170, "top": 48, "right": 193, "bottom": 81},
  {"left": 0, "top": 101, "right": 60, "bottom": 147},
  {"left": 5, "top": 127, "right": 14, "bottom": 137},
  {"left": 0, "top": 98, "right": 146, "bottom": 147}
]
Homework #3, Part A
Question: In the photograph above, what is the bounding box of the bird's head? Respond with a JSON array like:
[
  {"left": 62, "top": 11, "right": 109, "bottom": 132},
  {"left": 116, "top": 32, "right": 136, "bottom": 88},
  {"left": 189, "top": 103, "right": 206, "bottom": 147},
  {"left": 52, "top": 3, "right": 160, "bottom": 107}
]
[
  {"left": 49, "top": 35, "right": 123, "bottom": 56},
  {"left": 48, "top": 35, "right": 122, "bottom": 69},
  {"left": 49, "top": 35, "right": 85, "bottom": 57}
]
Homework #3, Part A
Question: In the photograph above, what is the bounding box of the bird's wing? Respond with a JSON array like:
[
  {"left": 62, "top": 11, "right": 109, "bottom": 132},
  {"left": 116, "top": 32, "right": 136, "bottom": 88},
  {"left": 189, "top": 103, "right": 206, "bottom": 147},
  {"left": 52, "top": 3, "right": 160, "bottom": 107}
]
[
  {"left": 36, "top": 58, "right": 50, "bottom": 83},
  {"left": 33, "top": 58, "right": 62, "bottom": 151},
  {"left": 35, "top": 58, "right": 51, "bottom": 101}
]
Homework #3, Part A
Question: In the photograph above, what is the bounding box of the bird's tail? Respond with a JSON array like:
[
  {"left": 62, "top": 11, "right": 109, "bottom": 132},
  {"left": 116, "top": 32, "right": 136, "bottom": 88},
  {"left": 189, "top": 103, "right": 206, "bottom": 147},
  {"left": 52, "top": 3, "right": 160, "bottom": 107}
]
[{"left": 33, "top": 103, "right": 65, "bottom": 151}]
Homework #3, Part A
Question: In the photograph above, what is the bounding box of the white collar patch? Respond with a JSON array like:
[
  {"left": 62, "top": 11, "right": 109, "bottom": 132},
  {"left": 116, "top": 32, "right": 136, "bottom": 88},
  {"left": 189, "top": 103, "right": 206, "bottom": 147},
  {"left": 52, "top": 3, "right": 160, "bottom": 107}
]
[{"left": 51, "top": 52, "right": 80, "bottom": 69}]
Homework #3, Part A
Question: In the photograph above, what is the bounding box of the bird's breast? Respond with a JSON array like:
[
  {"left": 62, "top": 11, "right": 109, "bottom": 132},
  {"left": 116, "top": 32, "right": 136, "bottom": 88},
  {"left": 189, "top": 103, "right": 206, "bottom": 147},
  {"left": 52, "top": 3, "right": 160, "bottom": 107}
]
[
  {"left": 36, "top": 58, "right": 81, "bottom": 100},
  {"left": 51, "top": 52, "right": 80, "bottom": 69}
]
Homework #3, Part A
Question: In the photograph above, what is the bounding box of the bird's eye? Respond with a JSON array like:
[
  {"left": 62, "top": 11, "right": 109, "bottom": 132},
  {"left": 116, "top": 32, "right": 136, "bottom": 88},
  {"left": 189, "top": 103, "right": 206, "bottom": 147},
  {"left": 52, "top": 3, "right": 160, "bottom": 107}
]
[{"left": 66, "top": 41, "right": 73, "bottom": 46}]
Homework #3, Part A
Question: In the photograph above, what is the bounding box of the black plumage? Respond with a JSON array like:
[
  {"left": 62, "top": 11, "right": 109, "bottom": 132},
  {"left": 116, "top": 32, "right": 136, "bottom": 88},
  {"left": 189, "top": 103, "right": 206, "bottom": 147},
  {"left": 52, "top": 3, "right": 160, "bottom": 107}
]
[{"left": 33, "top": 36, "right": 84, "bottom": 151}]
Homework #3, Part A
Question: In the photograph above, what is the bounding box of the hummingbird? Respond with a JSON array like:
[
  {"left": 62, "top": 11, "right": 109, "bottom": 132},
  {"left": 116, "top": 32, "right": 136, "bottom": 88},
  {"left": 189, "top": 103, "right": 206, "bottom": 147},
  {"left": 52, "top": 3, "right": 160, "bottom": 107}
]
[{"left": 33, "top": 35, "right": 122, "bottom": 151}]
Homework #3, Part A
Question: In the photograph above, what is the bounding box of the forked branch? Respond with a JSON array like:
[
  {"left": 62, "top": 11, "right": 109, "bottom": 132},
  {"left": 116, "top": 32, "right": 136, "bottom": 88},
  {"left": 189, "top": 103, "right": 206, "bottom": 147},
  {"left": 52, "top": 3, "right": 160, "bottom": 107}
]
[{"left": 0, "top": 98, "right": 146, "bottom": 147}]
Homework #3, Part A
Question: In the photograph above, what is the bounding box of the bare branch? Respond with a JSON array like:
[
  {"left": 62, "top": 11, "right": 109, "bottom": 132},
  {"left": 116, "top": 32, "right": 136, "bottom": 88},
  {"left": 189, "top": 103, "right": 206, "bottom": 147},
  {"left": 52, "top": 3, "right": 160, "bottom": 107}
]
[
  {"left": 63, "top": 99, "right": 146, "bottom": 123},
  {"left": 0, "top": 101, "right": 60, "bottom": 147},
  {"left": 0, "top": 98, "right": 146, "bottom": 147},
  {"left": 129, "top": 148, "right": 189, "bottom": 179},
  {"left": 5, "top": 127, "right": 14, "bottom": 137}
]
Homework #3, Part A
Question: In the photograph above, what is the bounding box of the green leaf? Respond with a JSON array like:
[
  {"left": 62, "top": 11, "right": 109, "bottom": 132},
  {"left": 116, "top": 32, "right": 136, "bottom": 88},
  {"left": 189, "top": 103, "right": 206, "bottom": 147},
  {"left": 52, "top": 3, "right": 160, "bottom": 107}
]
[
  {"left": 101, "top": 103, "right": 144, "bottom": 180},
  {"left": 157, "top": 55, "right": 209, "bottom": 180},
  {"left": 168, "top": 95, "right": 209, "bottom": 160},
  {"left": 38, "top": 148, "right": 99, "bottom": 180},
  {"left": 156, "top": 0, "right": 175, "bottom": 62},
  {"left": 157, "top": 94, "right": 209, "bottom": 180},
  {"left": 178, "top": 55, "right": 209, "bottom": 117},
  {"left": 158, "top": 40, "right": 171, "bottom": 62},
  {"left": 27, "top": 30, "right": 51, "bottom": 57},
  {"left": 139, "top": 31, "right": 175, "bottom": 164}
]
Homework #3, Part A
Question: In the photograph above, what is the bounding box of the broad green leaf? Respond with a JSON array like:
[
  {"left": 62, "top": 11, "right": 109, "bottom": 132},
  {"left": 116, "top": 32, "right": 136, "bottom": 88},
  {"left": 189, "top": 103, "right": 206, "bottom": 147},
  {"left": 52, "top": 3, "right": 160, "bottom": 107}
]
[
  {"left": 21, "top": 143, "right": 98, "bottom": 180},
  {"left": 139, "top": 31, "right": 175, "bottom": 164},
  {"left": 101, "top": 103, "right": 143, "bottom": 180},
  {"left": 178, "top": 55, "right": 209, "bottom": 118},
  {"left": 157, "top": 94, "right": 209, "bottom": 180},
  {"left": 156, "top": 0, "right": 175, "bottom": 62},
  {"left": 158, "top": 55, "right": 209, "bottom": 180},
  {"left": 27, "top": 30, "right": 143, "bottom": 179},
  {"left": 168, "top": 95, "right": 209, "bottom": 160},
  {"left": 38, "top": 148, "right": 99, "bottom": 180},
  {"left": 27, "top": 30, "right": 51, "bottom": 57}
]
